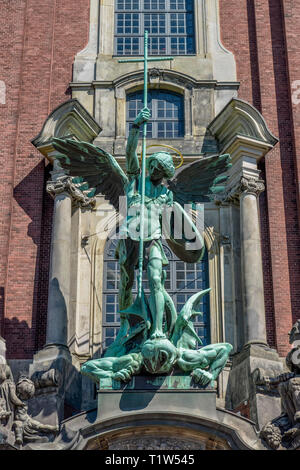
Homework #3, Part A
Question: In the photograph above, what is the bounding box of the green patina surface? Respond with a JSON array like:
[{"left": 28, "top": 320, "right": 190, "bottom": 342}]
[
  {"left": 50, "top": 31, "right": 233, "bottom": 388},
  {"left": 98, "top": 374, "right": 216, "bottom": 391}
]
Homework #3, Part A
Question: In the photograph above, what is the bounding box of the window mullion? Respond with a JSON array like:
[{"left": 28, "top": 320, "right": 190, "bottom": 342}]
[
  {"left": 140, "top": 12, "right": 144, "bottom": 54},
  {"left": 165, "top": 12, "right": 170, "bottom": 55}
]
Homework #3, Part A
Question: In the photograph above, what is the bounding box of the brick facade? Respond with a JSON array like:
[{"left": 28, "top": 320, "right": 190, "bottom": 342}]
[
  {"left": 220, "top": 0, "right": 300, "bottom": 356},
  {"left": 0, "top": 0, "right": 90, "bottom": 358},
  {"left": 0, "top": 0, "right": 299, "bottom": 358}
]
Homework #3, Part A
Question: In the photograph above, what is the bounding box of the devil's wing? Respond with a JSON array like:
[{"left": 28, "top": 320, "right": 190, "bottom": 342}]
[
  {"left": 51, "top": 138, "right": 128, "bottom": 209},
  {"left": 171, "top": 289, "right": 211, "bottom": 349}
]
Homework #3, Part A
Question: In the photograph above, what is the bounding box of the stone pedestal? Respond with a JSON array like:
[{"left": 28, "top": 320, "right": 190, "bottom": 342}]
[
  {"left": 227, "top": 344, "right": 283, "bottom": 429},
  {"left": 29, "top": 346, "right": 71, "bottom": 426},
  {"left": 28, "top": 345, "right": 82, "bottom": 428},
  {"left": 97, "top": 375, "right": 217, "bottom": 423}
]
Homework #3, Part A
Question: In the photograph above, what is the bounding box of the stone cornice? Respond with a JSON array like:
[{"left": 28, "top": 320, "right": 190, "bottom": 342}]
[{"left": 70, "top": 75, "right": 240, "bottom": 92}]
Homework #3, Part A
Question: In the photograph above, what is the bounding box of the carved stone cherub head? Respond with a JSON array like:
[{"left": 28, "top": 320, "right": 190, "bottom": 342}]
[{"left": 16, "top": 376, "right": 35, "bottom": 401}]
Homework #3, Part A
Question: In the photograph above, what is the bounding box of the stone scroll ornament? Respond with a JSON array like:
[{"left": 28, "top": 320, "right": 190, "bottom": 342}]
[
  {"left": 51, "top": 31, "right": 232, "bottom": 386},
  {"left": 257, "top": 320, "right": 300, "bottom": 450}
]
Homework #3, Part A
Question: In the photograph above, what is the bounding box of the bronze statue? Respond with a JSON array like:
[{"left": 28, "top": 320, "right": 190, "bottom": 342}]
[{"left": 51, "top": 104, "right": 232, "bottom": 382}]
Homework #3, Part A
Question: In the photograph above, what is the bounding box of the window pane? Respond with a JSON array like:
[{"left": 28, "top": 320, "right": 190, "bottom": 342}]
[
  {"left": 144, "top": 0, "right": 166, "bottom": 10},
  {"left": 126, "top": 90, "right": 184, "bottom": 138},
  {"left": 115, "top": 0, "right": 195, "bottom": 55},
  {"left": 149, "top": 36, "right": 166, "bottom": 55},
  {"left": 117, "top": 0, "right": 139, "bottom": 9},
  {"left": 144, "top": 14, "right": 166, "bottom": 34}
]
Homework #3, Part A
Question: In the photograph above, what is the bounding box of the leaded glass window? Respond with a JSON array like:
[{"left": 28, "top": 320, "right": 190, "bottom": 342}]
[
  {"left": 102, "top": 238, "right": 210, "bottom": 352},
  {"left": 115, "top": 0, "right": 195, "bottom": 55},
  {"left": 126, "top": 90, "right": 184, "bottom": 138}
]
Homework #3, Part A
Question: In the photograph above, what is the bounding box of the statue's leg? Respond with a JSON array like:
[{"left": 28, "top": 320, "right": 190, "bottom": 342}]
[
  {"left": 147, "top": 244, "right": 165, "bottom": 339},
  {"left": 118, "top": 239, "right": 136, "bottom": 311},
  {"left": 13, "top": 420, "right": 24, "bottom": 445},
  {"left": 26, "top": 417, "right": 58, "bottom": 433},
  {"left": 162, "top": 271, "right": 177, "bottom": 336}
]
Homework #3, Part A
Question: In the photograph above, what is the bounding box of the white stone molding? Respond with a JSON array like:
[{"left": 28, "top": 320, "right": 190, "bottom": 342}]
[
  {"left": 31, "top": 98, "right": 101, "bottom": 161},
  {"left": 208, "top": 98, "right": 278, "bottom": 158},
  {"left": 73, "top": 0, "right": 236, "bottom": 83}
]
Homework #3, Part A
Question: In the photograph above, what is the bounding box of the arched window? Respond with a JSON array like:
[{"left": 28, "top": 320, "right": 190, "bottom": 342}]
[
  {"left": 115, "top": 0, "right": 195, "bottom": 56},
  {"left": 102, "top": 237, "right": 210, "bottom": 352},
  {"left": 126, "top": 90, "right": 184, "bottom": 138}
]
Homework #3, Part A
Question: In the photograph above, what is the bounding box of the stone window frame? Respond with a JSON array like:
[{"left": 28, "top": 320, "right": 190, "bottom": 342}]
[
  {"left": 115, "top": 78, "right": 192, "bottom": 140},
  {"left": 114, "top": 0, "right": 196, "bottom": 56},
  {"left": 73, "top": 0, "right": 237, "bottom": 84},
  {"left": 126, "top": 88, "right": 185, "bottom": 138}
]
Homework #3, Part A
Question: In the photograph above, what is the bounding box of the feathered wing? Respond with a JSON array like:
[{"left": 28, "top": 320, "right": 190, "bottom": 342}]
[
  {"left": 51, "top": 138, "right": 128, "bottom": 209},
  {"left": 167, "top": 154, "right": 232, "bottom": 206},
  {"left": 171, "top": 289, "right": 211, "bottom": 350},
  {"left": 163, "top": 154, "right": 231, "bottom": 262}
]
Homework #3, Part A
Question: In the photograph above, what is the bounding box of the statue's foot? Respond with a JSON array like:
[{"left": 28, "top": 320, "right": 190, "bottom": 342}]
[
  {"left": 191, "top": 369, "right": 213, "bottom": 386},
  {"left": 150, "top": 330, "right": 166, "bottom": 340}
]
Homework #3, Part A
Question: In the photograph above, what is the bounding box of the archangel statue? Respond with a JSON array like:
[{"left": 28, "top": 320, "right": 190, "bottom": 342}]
[{"left": 51, "top": 107, "right": 232, "bottom": 386}]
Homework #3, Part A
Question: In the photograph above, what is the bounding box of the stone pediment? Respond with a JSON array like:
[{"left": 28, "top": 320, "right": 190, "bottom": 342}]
[
  {"left": 31, "top": 98, "right": 101, "bottom": 161},
  {"left": 208, "top": 98, "right": 278, "bottom": 159}
]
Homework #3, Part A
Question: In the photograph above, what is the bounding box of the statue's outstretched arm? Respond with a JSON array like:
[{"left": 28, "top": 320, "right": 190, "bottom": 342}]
[
  {"left": 177, "top": 343, "right": 232, "bottom": 386},
  {"left": 126, "top": 108, "right": 150, "bottom": 176},
  {"left": 81, "top": 353, "right": 142, "bottom": 383}
]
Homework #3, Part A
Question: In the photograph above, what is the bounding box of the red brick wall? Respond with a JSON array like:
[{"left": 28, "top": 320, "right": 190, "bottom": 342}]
[
  {"left": 220, "top": 0, "right": 300, "bottom": 356},
  {"left": 0, "top": 0, "right": 90, "bottom": 358}
]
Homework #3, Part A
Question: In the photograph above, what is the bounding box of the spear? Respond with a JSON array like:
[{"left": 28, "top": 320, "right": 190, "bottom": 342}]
[{"left": 119, "top": 31, "right": 173, "bottom": 300}]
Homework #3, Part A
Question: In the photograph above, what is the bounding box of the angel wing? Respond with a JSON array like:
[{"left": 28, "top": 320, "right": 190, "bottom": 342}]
[
  {"left": 51, "top": 138, "right": 128, "bottom": 209},
  {"left": 163, "top": 154, "right": 231, "bottom": 262},
  {"left": 171, "top": 289, "right": 211, "bottom": 350},
  {"left": 167, "top": 154, "right": 232, "bottom": 206}
]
